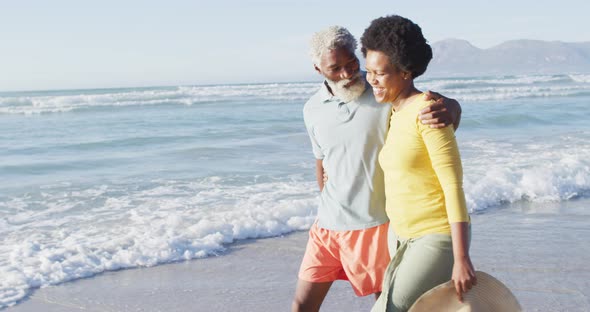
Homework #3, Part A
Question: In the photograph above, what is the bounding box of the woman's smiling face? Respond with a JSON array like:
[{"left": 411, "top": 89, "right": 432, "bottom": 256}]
[{"left": 364, "top": 49, "right": 411, "bottom": 104}]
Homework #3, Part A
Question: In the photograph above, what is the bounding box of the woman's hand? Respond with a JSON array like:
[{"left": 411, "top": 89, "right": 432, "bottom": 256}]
[
  {"left": 450, "top": 222, "right": 476, "bottom": 302},
  {"left": 452, "top": 256, "right": 477, "bottom": 302},
  {"left": 323, "top": 171, "right": 328, "bottom": 184}
]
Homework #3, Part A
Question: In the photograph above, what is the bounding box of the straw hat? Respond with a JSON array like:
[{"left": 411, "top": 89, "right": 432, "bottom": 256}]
[{"left": 408, "top": 271, "right": 522, "bottom": 312}]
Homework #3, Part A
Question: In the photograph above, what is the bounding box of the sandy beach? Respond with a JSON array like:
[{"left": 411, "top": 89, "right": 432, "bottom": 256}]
[{"left": 4, "top": 199, "right": 590, "bottom": 312}]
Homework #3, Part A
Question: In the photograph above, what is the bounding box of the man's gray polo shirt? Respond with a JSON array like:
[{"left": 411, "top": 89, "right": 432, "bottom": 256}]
[{"left": 303, "top": 81, "right": 391, "bottom": 231}]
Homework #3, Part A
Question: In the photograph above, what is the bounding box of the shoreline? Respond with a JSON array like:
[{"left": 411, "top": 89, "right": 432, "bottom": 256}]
[
  {"left": 5, "top": 199, "right": 590, "bottom": 312},
  {"left": 5, "top": 231, "right": 376, "bottom": 312}
]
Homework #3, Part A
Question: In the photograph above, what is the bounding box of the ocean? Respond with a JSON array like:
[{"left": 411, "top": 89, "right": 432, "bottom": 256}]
[{"left": 1, "top": 73, "right": 589, "bottom": 308}]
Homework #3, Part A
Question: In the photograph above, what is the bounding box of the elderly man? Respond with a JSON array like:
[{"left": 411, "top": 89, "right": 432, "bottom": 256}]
[{"left": 292, "top": 26, "right": 462, "bottom": 312}]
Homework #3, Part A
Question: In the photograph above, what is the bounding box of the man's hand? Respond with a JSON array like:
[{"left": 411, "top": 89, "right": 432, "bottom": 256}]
[{"left": 419, "top": 90, "right": 462, "bottom": 130}]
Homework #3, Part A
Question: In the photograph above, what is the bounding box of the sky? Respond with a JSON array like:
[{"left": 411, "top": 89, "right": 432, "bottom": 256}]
[{"left": 1, "top": 0, "right": 589, "bottom": 92}]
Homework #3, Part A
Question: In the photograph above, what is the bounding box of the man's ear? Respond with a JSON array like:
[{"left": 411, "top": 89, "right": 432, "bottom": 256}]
[{"left": 314, "top": 65, "right": 322, "bottom": 74}]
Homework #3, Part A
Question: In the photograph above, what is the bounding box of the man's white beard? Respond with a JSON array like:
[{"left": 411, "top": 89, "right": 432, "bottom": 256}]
[{"left": 326, "top": 73, "right": 366, "bottom": 103}]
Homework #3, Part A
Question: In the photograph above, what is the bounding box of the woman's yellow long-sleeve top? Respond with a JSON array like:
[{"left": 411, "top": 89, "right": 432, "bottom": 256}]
[{"left": 379, "top": 95, "right": 469, "bottom": 239}]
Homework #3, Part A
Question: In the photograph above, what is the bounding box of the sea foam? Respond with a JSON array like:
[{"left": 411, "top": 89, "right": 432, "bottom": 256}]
[{"left": 0, "top": 178, "right": 317, "bottom": 308}]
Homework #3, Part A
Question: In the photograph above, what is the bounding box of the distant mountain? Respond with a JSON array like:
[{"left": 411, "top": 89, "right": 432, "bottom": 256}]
[{"left": 426, "top": 39, "right": 590, "bottom": 77}]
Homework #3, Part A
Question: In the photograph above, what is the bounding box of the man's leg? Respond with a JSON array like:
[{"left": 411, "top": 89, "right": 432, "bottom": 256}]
[{"left": 291, "top": 280, "right": 333, "bottom": 312}]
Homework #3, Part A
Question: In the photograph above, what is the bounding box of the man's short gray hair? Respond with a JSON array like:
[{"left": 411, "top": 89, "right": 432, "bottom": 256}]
[{"left": 309, "top": 26, "right": 357, "bottom": 65}]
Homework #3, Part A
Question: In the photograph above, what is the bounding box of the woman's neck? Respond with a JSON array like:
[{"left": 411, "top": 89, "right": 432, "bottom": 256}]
[{"left": 392, "top": 86, "right": 421, "bottom": 112}]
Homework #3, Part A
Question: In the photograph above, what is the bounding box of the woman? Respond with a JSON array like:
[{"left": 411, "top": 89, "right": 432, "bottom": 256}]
[{"left": 361, "top": 15, "right": 477, "bottom": 311}]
